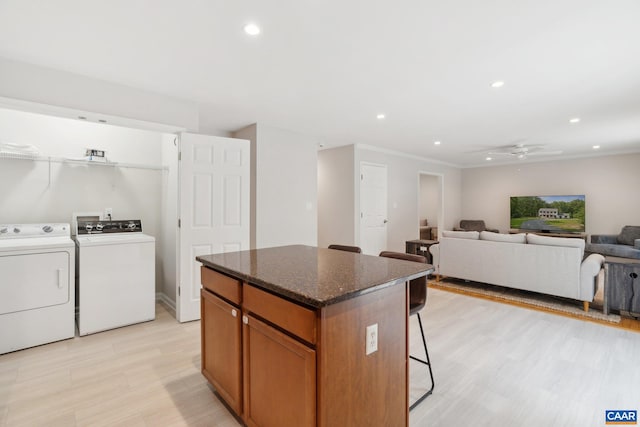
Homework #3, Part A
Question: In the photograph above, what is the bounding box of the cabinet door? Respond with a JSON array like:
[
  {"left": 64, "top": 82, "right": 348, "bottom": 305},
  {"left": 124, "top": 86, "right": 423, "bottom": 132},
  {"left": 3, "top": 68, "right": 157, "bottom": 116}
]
[
  {"left": 243, "top": 314, "right": 316, "bottom": 427},
  {"left": 201, "top": 289, "right": 242, "bottom": 414}
]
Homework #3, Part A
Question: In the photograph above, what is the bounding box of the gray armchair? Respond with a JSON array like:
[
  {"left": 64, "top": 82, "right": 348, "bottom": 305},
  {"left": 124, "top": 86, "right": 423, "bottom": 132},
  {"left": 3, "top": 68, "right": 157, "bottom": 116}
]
[
  {"left": 586, "top": 225, "right": 640, "bottom": 259},
  {"left": 453, "top": 220, "right": 499, "bottom": 233}
]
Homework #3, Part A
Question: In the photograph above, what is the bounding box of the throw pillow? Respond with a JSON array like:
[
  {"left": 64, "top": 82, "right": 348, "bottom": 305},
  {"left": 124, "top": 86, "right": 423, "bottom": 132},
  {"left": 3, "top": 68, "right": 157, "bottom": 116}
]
[
  {"left": 442, "top": 230, "right": 479, "bottom": 240},
  {"left": 480, "top": 231, "right": 526, "bottom": 243},
  {"left": 617, "top": 226, "right": 640, "bottom": 246}
]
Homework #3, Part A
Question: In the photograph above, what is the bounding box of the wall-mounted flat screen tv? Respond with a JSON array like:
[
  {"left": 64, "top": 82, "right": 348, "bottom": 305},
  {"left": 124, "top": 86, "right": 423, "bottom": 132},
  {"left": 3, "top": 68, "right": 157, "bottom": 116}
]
[{"left": 510, "top": 195, "right": 585, "bottom": 233}]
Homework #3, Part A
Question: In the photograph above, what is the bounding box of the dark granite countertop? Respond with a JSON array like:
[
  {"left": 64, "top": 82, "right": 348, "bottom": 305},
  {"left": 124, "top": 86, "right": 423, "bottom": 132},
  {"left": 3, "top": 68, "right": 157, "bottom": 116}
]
[{"left": 196, "top": 245, "right": 433, "bottom": 308}]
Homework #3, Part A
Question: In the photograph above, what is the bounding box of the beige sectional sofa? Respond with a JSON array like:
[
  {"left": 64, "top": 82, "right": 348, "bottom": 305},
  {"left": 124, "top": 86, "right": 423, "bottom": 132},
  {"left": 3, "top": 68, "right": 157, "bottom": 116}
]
[{"left": 429, "top": 230, "right": 605, "bottom": 311}]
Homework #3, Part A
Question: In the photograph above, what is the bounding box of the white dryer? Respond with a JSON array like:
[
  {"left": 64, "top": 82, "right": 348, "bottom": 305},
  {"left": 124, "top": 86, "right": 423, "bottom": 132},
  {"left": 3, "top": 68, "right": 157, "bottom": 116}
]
[
  {"left": 75, "top": 219, "right": 155, "bottom": 336},
  {"left": 0, "top": 223, "right": 75, "bottom": 354}
]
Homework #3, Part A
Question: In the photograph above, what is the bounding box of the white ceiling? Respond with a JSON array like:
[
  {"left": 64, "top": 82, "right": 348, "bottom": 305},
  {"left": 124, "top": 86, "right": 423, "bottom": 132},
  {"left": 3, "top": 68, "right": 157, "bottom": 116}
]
[{"left": 1, "top": 0, "right": 639, "bottom": 167}]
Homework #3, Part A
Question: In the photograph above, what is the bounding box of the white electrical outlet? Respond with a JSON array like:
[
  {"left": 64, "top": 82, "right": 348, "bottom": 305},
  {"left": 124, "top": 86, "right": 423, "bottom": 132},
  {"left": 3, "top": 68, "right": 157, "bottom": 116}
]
[
  {"left": 104, "top": 208, "right": 113, "bottom": 220},
  {"left": 365, "top": 323, "right": 378, "bottom": 355}
]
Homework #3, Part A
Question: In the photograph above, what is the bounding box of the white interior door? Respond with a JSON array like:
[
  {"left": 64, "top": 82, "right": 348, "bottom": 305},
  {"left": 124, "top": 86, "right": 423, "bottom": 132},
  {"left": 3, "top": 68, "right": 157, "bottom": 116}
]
[
  {"left": 360, "top": 162, "right": 388, "bottom": 255},
  {"left": 177, "top": 132, "right": 249, "bottom": 322}
]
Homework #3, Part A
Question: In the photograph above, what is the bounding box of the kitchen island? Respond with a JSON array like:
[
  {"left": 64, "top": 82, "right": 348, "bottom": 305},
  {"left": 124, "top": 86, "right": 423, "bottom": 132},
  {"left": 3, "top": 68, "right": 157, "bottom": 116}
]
[{"left": 196, "top": 245, "right": 432, "bottom": 427}]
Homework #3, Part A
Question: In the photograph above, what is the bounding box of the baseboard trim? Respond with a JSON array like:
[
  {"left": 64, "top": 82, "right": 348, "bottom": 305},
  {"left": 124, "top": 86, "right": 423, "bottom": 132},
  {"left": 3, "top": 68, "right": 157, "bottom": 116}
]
[{"left": 156, "top": 292, "right": 176, "bottom": 317}]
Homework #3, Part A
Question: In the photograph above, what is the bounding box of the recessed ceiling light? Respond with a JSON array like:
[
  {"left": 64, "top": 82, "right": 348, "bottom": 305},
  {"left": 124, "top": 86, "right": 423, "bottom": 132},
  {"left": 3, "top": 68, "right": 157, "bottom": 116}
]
[
  {"left": 244, "top": 23, "right": 261, "bottom": 36},
  {"left": 491, "top": 81, "right": 504, "bottom": 88},
  {"left": 376, "top": 114, "right": 385, "bottom": 120},
  {"left": 569, "top": 117, "right": 581, "bottom": 124},
  {"left": 593, "top": 145, "right": 600, "bottom": 149},
  {"left": 486, "top": 157, "right": 492, "bottom": 161},
  {"left": 434, "top": 141, "right": 441, "bottom": 145}
]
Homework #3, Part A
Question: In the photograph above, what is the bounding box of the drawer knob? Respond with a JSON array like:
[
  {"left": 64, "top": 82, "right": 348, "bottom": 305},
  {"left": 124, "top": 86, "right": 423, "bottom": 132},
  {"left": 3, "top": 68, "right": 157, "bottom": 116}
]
[
  {"left": 231, "top": 309, "right": 237, "bottom": 317},
  {"left": 242, "top": 315, "right": 249, "bottom": 325}
]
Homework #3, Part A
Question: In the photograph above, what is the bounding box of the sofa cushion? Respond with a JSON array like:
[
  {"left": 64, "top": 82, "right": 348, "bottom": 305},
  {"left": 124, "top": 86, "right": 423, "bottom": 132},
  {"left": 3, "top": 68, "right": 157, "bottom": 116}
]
[
  {"left": 480, "top": 231, "right": 526, "bottom": 243},
  {"left": 617, "top": 226, "right": 640, "bottom": 246},
  {"left": 442, "top": 230, "right": 479, "bottom": 239},
  {"left": 527, "top": 233, "right": 585, "bottom": 258},
  {"left": 585, "top": 243, "right": 640, "bottom": 259}
]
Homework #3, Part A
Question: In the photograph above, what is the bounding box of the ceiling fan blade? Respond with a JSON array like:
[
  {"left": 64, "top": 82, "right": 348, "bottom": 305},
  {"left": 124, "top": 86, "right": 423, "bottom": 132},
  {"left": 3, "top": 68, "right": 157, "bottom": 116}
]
[
  {"left": 523, "top": 146, "right": 545, "bottom": 153},
  {"left": 527, "top": 150, "right": 563, "bottom": 156},
  {"left": 521, "top": 144, "right": 545, "bottom": 149},
  {"left": 487, "top": 150, "right": 517, "bottom": 155}
]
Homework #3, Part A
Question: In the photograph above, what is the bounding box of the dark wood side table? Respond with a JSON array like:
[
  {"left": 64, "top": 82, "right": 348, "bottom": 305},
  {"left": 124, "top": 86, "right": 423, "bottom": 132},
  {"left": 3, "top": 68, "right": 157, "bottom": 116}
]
[
  {"left": 603, "top": 256, "right": 640, "bottom": 315},
  {"left": 406, "top": 239, "right": 438, "bottom": 264}
]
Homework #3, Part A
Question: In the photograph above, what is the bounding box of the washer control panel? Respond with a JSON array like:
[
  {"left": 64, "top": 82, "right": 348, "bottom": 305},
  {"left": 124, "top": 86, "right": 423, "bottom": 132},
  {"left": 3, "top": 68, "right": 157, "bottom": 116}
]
[{"left": 76, "top": 220, "right": 143, "bottom": 235}]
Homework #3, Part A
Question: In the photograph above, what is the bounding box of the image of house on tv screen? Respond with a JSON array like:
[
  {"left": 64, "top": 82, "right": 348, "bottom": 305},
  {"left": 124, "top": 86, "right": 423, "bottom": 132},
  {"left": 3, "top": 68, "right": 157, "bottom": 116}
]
[{"left": 510, "top": 195, "right": 586, "bottom": 233}]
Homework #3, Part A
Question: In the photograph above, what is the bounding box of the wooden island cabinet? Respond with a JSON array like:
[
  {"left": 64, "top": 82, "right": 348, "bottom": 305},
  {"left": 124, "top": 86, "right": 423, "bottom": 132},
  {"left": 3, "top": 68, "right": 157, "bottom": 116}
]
[
  {"left": 200, "top": 287, "right": 242, "bottom": 414},
  {"left": 197, "top": 245, "right": 432, "bottom": 427}
]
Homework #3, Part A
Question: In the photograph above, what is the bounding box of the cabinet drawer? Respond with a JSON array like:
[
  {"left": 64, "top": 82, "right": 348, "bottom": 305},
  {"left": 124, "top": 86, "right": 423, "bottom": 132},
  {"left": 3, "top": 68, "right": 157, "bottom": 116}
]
[
  {"left": 243, "top": 285, "right": 317, "bottom": 345},
  {"left": 201, "top": 266, "right": 242, "bottom": 305}
]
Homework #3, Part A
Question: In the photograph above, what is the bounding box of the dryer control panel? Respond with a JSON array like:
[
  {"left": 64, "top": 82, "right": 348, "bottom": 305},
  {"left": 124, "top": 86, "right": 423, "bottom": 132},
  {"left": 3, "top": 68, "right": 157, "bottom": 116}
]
[{"left": 0, "top": 223, "right": 70, "bottom": 239}]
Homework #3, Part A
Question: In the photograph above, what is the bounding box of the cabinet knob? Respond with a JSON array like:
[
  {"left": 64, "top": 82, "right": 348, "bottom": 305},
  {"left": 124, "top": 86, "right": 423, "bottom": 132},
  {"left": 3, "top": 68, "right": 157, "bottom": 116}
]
[
  {"left": 242, "top": 315, "right": 249, "bottom": 325},
  {"left": 231, "top": 309, "right": 237, "bottom": 317}
]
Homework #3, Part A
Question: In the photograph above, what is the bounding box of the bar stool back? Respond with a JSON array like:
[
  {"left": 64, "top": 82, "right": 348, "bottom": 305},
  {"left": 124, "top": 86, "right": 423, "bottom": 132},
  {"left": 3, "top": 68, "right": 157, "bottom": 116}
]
[
  {"left": 328, "top": 244, "right": 362, "bottom": 253},
  {"left": 379, "top": 251, "right": 435, "bottom": 409}
]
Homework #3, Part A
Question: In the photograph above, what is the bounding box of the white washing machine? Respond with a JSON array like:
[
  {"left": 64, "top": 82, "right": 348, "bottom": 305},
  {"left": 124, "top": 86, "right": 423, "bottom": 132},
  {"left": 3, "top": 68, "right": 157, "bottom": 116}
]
[
  {"left": 0, "top": 223, "right": 75, "bottom": 354},
  {"left": 75, "top": 219, "right": 155, "bottom": 336}
]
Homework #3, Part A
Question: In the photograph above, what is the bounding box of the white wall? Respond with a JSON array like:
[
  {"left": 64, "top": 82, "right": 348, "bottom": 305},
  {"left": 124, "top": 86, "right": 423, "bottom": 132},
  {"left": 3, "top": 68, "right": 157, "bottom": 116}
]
[
  {"left": 318, "top": 145, "right": 355, "bottom": 248},
  {"left": 234, "top": 124, "right": 319, "bottom": 249},
  {"left": 255, "top": 125, "right": 318, "bottom": 248},
  {"left": 419, "top": 174, "right": 439, "bottom": 227},
  {"left": 460, "top": 153, "right": 640, "bottom": 235},
  {"left": 318, "top": 144, "right": 462, "bottom": 254},
  {"left": 354, "top": 146, "right": 461, "bottom": 252},
  {"left": 0, "top": 108, "right": 168, "bottom": 293},
  {"left": 0, "top": 58, "right": 199, "bottom": 132}
]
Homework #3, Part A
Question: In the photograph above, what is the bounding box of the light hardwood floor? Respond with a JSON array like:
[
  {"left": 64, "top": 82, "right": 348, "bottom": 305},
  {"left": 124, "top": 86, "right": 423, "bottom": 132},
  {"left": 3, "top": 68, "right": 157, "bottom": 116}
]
[{"left": 2, "top": 290, "right": 639, "bottom": 426}]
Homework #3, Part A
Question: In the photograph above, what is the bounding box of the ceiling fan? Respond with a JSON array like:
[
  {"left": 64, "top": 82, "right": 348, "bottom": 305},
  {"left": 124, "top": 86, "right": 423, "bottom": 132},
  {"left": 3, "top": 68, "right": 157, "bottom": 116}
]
[{"left": 487, "top": 143, "right": 563, "bottom": 159}]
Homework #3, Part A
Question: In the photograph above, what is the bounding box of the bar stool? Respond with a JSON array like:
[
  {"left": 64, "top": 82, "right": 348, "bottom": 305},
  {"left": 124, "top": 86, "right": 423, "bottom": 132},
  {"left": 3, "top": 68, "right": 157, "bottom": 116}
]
[
  {"left": 379, "top": 251, "right": 434, "bottom": 410},
  {"left": 328, "top": 244, "right": 362, "bottom": 253}
]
